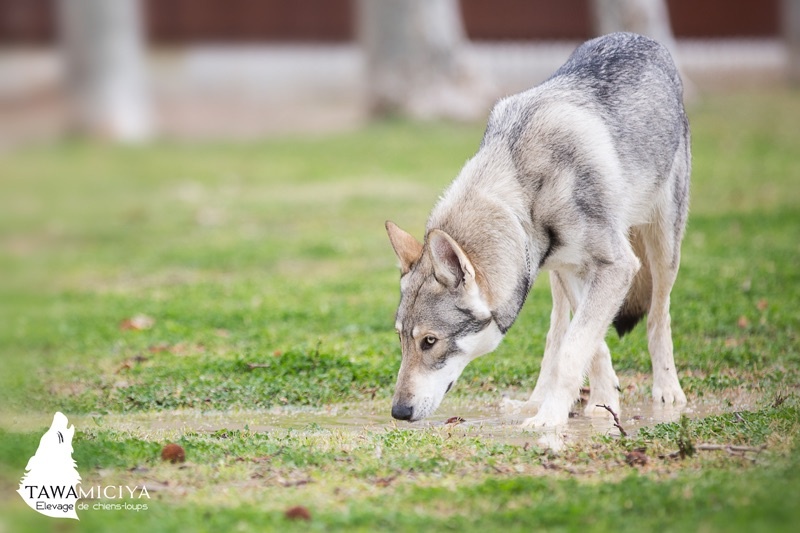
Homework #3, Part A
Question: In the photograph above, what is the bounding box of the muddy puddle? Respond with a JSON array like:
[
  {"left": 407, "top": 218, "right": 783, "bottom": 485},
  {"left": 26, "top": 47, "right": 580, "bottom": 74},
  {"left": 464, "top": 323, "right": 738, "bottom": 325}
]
[{"left": 1, "top": 388, "right": 762, "bottom": 448}]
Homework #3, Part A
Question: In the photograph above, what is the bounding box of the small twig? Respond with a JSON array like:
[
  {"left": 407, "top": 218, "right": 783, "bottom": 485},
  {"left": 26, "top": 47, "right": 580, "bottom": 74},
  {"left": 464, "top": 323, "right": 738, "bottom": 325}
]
[
  {"left": 771, "top": 391, "right": 788, "bottom": 408},
  {"left": 490, "top": 463, "right": 509, "bottom": 474},
  {"left": 244, "top": 446, "right": 286, "bottom": 463},
  {"left": 663, "top": 443, "right": 766, "bottom": 459},
  {"left": 246, "top": 363, "right": 270, "bottom": 370},
  {"left": 278, "top": 477, "right": 313, "bottom": 488},
  {"left": 373, "top": 474, "right": 398, "bottom": 487},
  {"left": 539, "top": 461, "right": 582, "bottom": 475},
  {"left": 596, "top": 404, "right": 627, "bottom": 437},
  {"left": 696, "top": 443, "right": 767, "bottom": 454}
]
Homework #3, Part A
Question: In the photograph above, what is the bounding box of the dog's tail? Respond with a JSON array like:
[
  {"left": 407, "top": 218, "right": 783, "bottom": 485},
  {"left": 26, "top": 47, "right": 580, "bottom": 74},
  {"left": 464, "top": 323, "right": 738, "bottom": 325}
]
[{"left": 613, "top": 229, "right": 652, "bottom": 337}]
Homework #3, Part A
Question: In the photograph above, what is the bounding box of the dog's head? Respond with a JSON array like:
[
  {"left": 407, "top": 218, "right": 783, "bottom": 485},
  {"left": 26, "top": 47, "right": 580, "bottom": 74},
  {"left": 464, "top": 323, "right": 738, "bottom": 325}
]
[{"left": 386, "top": 221, "right": 505, "bottom": 422}]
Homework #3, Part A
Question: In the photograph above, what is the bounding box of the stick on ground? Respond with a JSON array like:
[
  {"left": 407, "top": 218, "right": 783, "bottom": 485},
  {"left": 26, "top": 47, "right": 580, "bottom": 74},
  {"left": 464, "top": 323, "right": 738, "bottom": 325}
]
[
  {"left": 663, "top": 443, "right": 766, "bottom": 459},
  {"left": 696, "top": 444, "right": 767, "bottom": 453},
  {"left": 597, "top": 404, "right": 627, "bottom": 437}
]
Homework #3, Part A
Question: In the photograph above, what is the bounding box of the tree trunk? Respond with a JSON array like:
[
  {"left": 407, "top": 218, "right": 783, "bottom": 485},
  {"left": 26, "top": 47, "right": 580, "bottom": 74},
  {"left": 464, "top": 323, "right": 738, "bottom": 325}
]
[
  {"left": 57, "top": 0, "right": 153, "bottom": 141},
  {"left": 357, "top": 0, "right": 490, "bottom": 121},
  {"left": 590, "top": 0, "right": 692, "bottom": 97},
  {"left": 784, "top": 0, "right": 800, "bottom": 85},
  {"left": 591, "top": 0, "right": 677, "bottom": 52}
]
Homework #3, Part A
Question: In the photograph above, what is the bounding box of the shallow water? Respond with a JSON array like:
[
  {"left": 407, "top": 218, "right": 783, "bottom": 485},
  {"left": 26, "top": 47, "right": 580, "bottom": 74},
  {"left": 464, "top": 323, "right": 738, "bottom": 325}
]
[{"left": 0, "top": 388, "right": 761, "bottom": 448}]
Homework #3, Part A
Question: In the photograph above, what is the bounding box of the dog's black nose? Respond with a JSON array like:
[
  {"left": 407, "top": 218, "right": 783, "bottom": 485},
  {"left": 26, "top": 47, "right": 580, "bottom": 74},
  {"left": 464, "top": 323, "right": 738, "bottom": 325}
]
[{"left": 391, "top": 404, "right": 414, "bottom": 421}]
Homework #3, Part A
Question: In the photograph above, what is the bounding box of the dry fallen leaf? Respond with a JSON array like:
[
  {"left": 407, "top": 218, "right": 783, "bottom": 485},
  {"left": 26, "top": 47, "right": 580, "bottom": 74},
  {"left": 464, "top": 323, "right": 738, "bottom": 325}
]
[
  {"left": 444, "top": 416, "right": 465, "bottom": 425},
  {"left": 284, "top": 505, "right": 311, "bottom": 521},
  {"left": 161, "top": 443, "right": 186, "bottom": 463}
]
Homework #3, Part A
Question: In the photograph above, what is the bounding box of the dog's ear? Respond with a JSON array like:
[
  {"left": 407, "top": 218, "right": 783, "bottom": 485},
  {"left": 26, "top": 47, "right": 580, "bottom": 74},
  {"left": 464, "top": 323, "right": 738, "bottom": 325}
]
[
  {"left": 386, "top": 221, "right": 423, "bottom": 275},
  {"left": 428, "top": 229, "right": 476, "bottom": 290}
]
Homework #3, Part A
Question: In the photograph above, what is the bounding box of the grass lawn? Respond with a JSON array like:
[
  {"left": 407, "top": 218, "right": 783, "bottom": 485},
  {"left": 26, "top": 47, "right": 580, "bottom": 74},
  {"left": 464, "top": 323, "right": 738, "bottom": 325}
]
[{"left": 0, "top": 89, "right": 799, "bottom": 532}]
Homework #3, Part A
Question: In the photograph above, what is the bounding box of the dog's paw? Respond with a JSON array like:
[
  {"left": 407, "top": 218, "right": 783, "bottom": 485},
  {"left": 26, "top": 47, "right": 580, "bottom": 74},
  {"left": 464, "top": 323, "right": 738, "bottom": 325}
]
[{"left": 652, "top": 382, "right": 687, "bottom": 405}]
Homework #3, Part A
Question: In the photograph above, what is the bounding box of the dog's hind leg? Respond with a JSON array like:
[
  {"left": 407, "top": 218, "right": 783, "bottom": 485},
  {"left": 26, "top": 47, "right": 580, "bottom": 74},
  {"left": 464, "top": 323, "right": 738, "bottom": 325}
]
[
  {"left": 584, "top": 341, "right": 621, "bottom": 417},
  {"left": 642, "top": 221, "right": 687, "bottom": 405},
  {"left": 644, "top": 143, "right": 689, "bottom": 406}
]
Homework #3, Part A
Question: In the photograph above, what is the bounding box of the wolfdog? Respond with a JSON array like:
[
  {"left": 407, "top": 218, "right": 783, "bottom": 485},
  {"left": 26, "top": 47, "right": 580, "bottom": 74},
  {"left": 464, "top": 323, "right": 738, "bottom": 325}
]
[{"left": 385, "top": 33, "right": 690, "bottom": 428}]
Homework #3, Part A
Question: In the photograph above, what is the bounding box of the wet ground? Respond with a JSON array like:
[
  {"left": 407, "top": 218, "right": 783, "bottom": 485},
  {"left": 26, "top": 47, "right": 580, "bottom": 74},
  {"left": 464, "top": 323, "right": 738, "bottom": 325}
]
[{"left": 0, "top": 388, "right": 762, "bottom": 449}]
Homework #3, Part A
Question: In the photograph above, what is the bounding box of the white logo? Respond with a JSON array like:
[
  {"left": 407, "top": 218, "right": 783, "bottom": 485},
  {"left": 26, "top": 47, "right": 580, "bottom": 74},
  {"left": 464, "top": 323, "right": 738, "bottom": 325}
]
[{"left": 17, "top": 412, "right": 81, "bottom": 520}]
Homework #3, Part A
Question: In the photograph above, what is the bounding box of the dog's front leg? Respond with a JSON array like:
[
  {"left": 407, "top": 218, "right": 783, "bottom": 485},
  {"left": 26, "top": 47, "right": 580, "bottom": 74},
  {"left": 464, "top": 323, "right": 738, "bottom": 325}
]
[
  {"left": 522, "top": 246, "right": 639, "bottom": 428},
  {"left": 503, "top": 272, "right": 571, "bottom": 415},
  {"left": 527, "top": 271, "right": 571, "bottom": 406}
]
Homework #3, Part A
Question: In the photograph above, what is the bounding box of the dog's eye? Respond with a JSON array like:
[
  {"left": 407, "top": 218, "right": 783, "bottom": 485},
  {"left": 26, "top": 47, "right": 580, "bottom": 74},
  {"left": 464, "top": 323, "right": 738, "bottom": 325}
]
[{"left": 421, "top": 335, "right": 438, "bottom": 350}]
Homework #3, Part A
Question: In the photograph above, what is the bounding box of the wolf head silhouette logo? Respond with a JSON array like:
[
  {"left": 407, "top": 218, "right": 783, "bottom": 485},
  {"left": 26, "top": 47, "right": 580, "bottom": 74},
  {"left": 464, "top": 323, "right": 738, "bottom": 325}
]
[{"left": 17, "top": 412, "right": 81, "bottom": 520}]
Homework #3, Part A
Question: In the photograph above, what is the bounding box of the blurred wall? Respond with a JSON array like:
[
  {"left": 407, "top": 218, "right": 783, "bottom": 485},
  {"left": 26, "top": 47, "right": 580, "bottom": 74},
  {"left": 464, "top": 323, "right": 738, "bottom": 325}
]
[{"left": 0, "top": 0, "right": 781, "bottom": 45}]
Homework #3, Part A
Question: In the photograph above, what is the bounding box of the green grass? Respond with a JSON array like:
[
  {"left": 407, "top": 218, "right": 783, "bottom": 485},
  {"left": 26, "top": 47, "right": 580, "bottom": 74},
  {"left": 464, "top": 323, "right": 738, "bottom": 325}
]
[{"left": 1, "top": 90, "right": 799, "bottom": 531}]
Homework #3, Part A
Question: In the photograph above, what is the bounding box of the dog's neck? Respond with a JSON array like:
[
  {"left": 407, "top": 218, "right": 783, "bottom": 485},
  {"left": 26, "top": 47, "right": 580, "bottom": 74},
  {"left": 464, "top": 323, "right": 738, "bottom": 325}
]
[
  {"left": 489, "top": 241, "right": 534, "bottom": 333},
  {"left": 427, "top": 145, "right": 539, "bottom": 333}
]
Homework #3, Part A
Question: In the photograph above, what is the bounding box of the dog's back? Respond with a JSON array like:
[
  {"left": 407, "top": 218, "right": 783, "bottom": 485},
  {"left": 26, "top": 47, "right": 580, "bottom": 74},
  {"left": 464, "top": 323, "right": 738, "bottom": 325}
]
[{"left": 481, "top": 32, "right": 688, "bottom": 197}]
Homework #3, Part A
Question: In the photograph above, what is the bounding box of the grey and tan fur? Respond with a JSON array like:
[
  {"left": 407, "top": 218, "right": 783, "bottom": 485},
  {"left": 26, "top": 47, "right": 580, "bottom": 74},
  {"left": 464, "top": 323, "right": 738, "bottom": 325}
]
[{"left": 386, "top": 33, "right": 690, "bottom": 428}]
